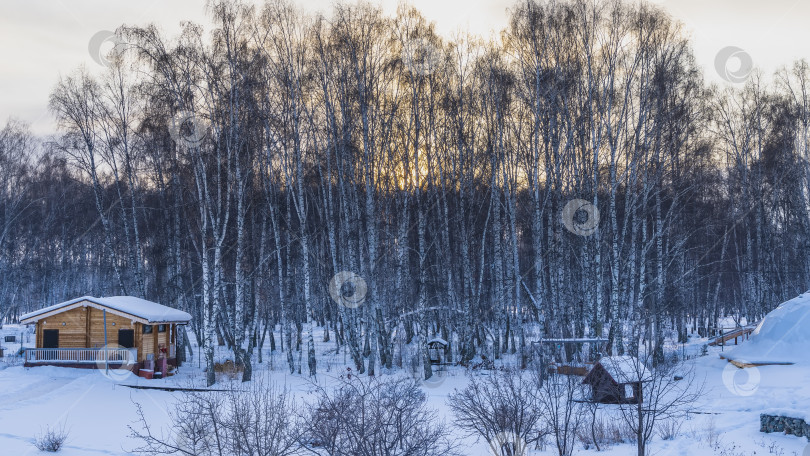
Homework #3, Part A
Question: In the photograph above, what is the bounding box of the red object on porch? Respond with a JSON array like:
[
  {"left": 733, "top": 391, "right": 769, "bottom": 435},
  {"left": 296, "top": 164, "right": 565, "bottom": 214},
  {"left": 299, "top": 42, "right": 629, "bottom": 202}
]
[{"left": 139, "top": 369, "right": 154, "bottom": 380}]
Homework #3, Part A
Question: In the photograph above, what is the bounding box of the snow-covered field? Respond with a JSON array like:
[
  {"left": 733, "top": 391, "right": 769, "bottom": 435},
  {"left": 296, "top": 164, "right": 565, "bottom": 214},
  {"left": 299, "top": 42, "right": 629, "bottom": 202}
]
[{"left": 0, "top": 324, "right": 808, "bottom": 456}]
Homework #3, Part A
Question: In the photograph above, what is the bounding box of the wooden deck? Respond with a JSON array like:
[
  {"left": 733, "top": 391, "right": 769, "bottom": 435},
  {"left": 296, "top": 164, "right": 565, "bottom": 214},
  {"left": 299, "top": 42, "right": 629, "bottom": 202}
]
[{"left": 708, "top": 325, "right": 757, "bottom": 347}]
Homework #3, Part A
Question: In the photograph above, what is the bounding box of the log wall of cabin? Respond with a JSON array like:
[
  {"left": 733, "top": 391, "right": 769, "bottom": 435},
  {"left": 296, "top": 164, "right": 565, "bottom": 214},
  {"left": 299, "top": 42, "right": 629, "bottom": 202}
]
[
  {"left": 38, "top": 307, "right": 90, "bottom": 348},
  {"left": 37, "top": 306, "right": 137, "bottom": 349},
  {"left": 87, "top": 307, "right": 136, "bottom": 347}
]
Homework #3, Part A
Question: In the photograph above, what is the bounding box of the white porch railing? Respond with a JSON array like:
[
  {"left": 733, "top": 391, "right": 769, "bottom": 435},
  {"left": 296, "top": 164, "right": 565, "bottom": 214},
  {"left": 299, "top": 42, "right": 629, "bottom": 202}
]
[{"left": 25, "top": 348, "right": 137, "bottom": 364}]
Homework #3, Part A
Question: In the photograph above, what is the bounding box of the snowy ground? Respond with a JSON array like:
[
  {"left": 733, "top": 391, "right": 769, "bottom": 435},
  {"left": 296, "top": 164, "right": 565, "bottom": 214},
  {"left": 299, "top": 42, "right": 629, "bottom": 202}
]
[{"left": 0, "top": 325, "right": 808, "bottom": 455}]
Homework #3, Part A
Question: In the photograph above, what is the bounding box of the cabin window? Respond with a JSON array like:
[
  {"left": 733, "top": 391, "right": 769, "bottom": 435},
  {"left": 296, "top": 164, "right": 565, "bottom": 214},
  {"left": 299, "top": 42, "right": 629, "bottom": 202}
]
[
  {"left": 158, "top": 324, "right": 166, "bottom": 333},
  {"left": 624, "top": 384, "right": 634, "bottom": 399},
  {"left": 143, "top": 325, "right": 153, "bottom": 334}
]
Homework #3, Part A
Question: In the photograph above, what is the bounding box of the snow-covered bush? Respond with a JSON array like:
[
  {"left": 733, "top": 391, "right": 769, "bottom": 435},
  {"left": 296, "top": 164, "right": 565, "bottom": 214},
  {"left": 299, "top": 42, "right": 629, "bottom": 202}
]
[
  {"left": 448, "top": 369, "right": 545, "bottom": 456},
  {"left": 656, "top": 418, "right": 682, "bottom": 441},
  {"left": 33, "top": 424, "right": 68, "bottom": 452},
  {"left": 0, "top": 348, "right": 24, "bottom": 369},
  {"left": 129, "top": 375, "right": 301, "bottom": 456},
  {"left": 577, "top": 414, "right": 637, "bottom": 450},
  {"left": 303, "top": 375, "right": 457, "bottom": 456},
  {"left": 536, "top": 373, "right": 585, "bottom": 456}
]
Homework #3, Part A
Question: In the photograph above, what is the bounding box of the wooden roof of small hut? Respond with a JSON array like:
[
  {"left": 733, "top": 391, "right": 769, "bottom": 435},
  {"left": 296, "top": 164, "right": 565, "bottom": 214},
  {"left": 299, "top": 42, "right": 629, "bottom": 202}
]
[
  {"left": 427, "top": 337, "right": 448, "bottom": 347},
  {"left": 583, "top": 356, "right": 651, "bottom": 385}
]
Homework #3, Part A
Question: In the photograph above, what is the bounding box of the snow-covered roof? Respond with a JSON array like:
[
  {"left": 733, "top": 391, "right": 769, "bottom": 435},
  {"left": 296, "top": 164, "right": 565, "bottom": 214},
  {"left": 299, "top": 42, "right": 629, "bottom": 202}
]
[
  {"left": 427, "top": 337, "right": 448, "bottom": 346},
  {"left": 724, "top": 292, "right": 810, "bottom": 365},
  {"left": 20, "top": 296, "right": 192, "bottom": 324},
  {"left": 596, "top": 356, "right": 651, "bottom": 383}
]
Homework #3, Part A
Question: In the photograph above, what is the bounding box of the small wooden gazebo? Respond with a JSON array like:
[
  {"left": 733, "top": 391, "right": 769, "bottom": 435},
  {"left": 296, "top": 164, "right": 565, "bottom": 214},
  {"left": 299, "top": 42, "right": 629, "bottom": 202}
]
[
  {"left": 426, "top": 337, "right": 448, "bottom": 365},
  {"left": 20, "top": 296, "right": 191, "bottom": 375}
]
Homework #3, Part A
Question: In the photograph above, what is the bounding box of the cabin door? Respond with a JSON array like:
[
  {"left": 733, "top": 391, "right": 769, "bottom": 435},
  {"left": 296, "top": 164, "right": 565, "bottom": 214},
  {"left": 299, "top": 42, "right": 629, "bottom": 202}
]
[
  {"left": 43, "top": 329, "right": 59, "bottom": 348},
  {"left": 118, "top": 329, "right": 134, "bottom": 349}
]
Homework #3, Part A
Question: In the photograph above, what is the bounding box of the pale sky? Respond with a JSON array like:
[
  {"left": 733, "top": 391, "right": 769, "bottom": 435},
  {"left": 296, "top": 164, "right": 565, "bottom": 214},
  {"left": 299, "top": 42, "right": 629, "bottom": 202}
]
[{"left": 1, "top": 0, "right": 809, "bottom": 136}]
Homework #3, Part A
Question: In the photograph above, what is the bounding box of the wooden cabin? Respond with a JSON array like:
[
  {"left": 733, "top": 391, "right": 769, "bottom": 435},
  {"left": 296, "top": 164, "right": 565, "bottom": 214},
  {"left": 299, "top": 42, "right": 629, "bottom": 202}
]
[
  {"left": 20, "top": 296, "right": 191, "bottom": 375},
  {"left": 582, "top": 356, "right": 650, "bottom": 404}
]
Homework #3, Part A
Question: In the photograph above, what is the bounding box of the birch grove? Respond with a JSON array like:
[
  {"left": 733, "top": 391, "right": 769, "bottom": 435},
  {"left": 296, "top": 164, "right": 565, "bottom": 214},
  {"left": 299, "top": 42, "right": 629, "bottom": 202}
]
[{"left": 0, "top": 0, "right": 808, "bottom": 383}]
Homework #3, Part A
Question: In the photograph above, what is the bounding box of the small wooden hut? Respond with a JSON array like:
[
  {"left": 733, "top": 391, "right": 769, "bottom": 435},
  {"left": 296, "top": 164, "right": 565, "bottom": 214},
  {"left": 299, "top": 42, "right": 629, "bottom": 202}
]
[
  {"left": 426, "top": 337, "right": 448, "bottom": 365},
  {"left": 582, "top": 356, "right": 650, "bottom": 404},
  {"left": 20, "top": 296, "right": 191, "bottom": 376}
]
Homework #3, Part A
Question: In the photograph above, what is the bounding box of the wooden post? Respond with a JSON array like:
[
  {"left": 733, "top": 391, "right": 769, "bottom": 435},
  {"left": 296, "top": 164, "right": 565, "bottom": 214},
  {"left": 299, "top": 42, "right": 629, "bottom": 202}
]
[
  {"left": 103, "top": 309, "right": 109, "bottom": 374},
  {"left": 85, "top": 307, "right": 91, "bottom": 348},
  {"left": 134, "top": 322, "right": 140, "bottom": 362},
  {"left": 153, "top": 324, "right": 158, "bottom": 373}
]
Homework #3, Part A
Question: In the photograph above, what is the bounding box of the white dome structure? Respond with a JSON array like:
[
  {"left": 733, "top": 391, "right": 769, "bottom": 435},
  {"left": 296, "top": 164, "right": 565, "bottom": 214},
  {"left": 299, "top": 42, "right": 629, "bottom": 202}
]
[{"left": 723, "top": 292, "right": 810, "bottom": 366}]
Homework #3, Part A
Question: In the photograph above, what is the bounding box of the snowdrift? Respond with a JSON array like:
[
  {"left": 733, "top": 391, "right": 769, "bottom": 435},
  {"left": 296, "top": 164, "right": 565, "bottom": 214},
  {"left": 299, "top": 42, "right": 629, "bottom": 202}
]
[{"left": 723, "top": 292, "right": 810, "bottom": 365}]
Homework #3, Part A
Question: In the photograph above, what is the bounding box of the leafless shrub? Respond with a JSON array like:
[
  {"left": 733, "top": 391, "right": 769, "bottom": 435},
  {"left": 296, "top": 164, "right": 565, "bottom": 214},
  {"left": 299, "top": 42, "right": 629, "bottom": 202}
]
[
  {"left": 606, "top": 418, "right": 636, "bottom": 444},
  {"left": 577, "top": 393, "right": 636, "bottom": 451},
  {"left": 0, "top": 351, "right": 23, "bottom": 369},
  {"left": 535, "top": 373, "right": 584, "bottom": 456},
  {"left": 34, "top": 424, "right": 68, "bottom": 452},
  {"left": 704, "top": 416, "right": 721, "bottom": 450},
  {"left": 577, "top": 415, "right": 639, "bottom": 450},
  {"left": 578, "top": 415, "right": 625, "bottom": 450},
  {"left": 303, "top": 375, "right": 457, "bottom": 456},
  {"left": 129, "top": 375, "right": 302, "bottom": 455},
  {"left": 448, "top": 369, "right": 545, "bottom": 456},
  {"left": 656, "top": 418, "right": 682, "bottom": 441}
]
